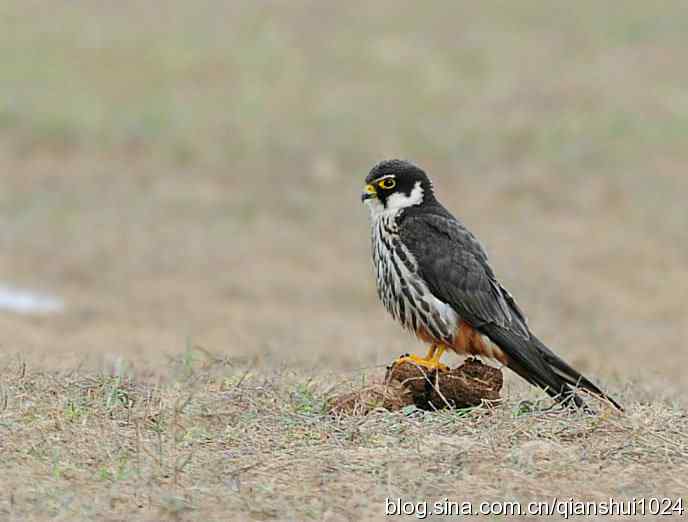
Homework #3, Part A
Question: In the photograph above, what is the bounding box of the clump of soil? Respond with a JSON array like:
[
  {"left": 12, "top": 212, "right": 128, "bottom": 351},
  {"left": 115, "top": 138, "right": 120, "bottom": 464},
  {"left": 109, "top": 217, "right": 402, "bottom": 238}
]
[{"left": 328, "top": 358, "right": 503, "bottom": 416}]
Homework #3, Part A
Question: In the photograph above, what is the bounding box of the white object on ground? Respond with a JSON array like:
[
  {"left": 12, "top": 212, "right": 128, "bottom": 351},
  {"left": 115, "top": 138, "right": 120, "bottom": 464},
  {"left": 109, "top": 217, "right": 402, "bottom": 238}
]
[{"left": 0, "top": 284, "right": 65, "bottom": 314}]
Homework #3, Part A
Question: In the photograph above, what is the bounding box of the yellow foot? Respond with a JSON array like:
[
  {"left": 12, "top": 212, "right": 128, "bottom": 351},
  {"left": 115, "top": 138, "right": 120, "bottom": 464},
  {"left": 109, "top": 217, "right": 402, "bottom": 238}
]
[{"left": 393, "top": 353, "right": 449, "bottom": 372}]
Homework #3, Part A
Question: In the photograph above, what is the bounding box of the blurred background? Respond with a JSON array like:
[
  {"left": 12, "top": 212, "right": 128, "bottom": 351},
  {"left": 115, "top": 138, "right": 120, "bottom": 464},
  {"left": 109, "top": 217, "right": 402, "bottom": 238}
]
[{"left": 1, "top": 1, "right": 686, "bottom": 396}]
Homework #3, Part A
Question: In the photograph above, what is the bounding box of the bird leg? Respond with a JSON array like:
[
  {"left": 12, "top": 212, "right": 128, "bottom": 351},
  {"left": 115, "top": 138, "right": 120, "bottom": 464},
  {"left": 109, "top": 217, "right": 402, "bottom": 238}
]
[{"left": 394, "top": 343, "right": 449, "bottom": 372}]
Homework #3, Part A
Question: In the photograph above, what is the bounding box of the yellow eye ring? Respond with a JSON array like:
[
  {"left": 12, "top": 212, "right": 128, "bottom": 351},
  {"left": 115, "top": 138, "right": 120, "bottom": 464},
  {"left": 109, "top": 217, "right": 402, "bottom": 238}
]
[{"left": 378, "top": 178, "right": 396, "bottom": 189}]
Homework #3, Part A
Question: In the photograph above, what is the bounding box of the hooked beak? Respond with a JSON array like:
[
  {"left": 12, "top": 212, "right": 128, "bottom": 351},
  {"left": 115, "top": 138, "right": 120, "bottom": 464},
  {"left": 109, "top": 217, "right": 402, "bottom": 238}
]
[{"left": 361, "top": 184, "right": 377, "bottom": 202}]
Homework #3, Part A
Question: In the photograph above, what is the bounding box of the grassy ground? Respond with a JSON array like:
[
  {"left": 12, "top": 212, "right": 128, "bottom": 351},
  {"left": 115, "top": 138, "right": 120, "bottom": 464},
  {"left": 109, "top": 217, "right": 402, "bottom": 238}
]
[
  {"left": 1, "top": 355, "right": 686, "bottom": 521},
  {"left": 1, "top": 1, "right": 687, "bottom": 520}
]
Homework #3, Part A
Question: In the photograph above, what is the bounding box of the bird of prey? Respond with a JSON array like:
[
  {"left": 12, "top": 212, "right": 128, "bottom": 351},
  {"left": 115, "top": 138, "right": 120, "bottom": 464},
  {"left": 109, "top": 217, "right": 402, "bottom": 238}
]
[{"left": 361, "top": 159, "right": 621, "bottom": 411}]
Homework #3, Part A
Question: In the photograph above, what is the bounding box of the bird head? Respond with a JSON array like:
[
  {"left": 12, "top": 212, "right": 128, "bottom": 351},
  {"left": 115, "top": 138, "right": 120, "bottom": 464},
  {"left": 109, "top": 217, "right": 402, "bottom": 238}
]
[{"left": 361, "top": 159, "right": 434, "bottom": 216}]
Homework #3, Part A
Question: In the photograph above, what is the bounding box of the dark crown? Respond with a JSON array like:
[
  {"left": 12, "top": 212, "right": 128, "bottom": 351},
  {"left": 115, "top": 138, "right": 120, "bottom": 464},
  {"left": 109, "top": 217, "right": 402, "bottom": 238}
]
[
  {"left": 366, "top": 159, "right": 435, "bottom": 201},
  {"left": 366, "top": 159, "right": 429, "bottom": 184}
]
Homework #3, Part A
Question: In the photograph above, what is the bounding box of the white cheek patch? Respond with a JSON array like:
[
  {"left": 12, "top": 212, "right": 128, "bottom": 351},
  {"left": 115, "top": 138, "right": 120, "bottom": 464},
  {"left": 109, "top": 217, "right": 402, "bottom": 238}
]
[{"left": 367, "top": 181, "right": 424, "bottom": 219}]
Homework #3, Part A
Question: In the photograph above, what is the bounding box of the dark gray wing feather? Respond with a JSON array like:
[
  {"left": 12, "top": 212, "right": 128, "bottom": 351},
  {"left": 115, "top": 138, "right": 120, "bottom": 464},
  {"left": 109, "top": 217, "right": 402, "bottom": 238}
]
[
  {"left": 400, "top": 212, "right": 622, "bottom": 411},
  {"left": 400, "top": 213, "right": 529, "bottom": 338}
]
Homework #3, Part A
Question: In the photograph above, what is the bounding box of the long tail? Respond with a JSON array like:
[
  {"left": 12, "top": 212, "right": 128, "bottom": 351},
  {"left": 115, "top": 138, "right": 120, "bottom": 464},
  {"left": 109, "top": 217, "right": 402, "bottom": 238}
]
[{"left": 481, "top": 324, "right": 623, "bottom": 412}]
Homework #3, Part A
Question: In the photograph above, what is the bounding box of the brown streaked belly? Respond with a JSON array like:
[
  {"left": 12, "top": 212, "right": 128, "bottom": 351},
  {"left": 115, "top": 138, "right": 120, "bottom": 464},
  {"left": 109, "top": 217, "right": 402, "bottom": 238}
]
[
  {"left": 414, "top": 324, "right": 437, "bottom": 345},
  {"left": 450, "top": 321, "right": 509, "bottom": 365},
  {"left": 413, "top": 319, "right": 508, "bottom": 365}
]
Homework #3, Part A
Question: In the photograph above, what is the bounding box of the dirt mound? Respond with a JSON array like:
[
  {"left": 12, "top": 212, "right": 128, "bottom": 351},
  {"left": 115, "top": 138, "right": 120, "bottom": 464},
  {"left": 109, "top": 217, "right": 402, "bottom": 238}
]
[{"left": 328, "top": 358, "right": 502, "bottom": 415}]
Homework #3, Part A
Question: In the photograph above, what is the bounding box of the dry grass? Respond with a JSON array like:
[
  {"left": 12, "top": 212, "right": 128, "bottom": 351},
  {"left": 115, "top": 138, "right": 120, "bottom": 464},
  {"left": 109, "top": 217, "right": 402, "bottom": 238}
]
[
  {"left": 1, "top": 0, "right": 688, "bottom": 520},
  {"left": 0, "top": 354, "right": 686, "bottom": 521}
]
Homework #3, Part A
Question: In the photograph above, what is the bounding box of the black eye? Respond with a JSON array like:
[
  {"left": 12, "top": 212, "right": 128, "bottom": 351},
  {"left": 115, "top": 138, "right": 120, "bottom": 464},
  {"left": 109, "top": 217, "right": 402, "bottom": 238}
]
[{"left": 378, "top": 178, "right": 396, "bottom": 189}]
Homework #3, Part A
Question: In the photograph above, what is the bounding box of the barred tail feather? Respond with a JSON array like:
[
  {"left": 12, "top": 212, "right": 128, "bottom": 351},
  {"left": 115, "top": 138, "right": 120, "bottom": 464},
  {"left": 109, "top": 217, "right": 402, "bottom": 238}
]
[
  {"left": 532, "top": 336, "right": 623, "bottom": 411},
  {"left": 481, "top": 325, "right": 623, "bottom": 412}
]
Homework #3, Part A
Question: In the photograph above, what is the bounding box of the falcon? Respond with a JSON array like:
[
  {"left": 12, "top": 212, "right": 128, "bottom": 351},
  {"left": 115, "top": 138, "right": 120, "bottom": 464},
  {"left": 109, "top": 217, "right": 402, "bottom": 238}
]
[{"left": 361, "top": 159, "right": 622, "bottom": 411}]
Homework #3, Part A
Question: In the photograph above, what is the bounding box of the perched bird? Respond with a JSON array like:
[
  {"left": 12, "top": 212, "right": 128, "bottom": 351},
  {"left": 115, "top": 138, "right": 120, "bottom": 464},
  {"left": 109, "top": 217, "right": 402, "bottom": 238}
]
[{"left": 361, "top": 159, "right": 622, "bottom": 411}]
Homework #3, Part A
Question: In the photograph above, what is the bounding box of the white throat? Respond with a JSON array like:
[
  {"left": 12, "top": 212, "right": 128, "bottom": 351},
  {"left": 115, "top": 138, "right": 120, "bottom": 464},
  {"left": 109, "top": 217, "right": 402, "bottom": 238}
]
[{"left": 365, "top": 181, "right": 424, "bottom": 220}]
